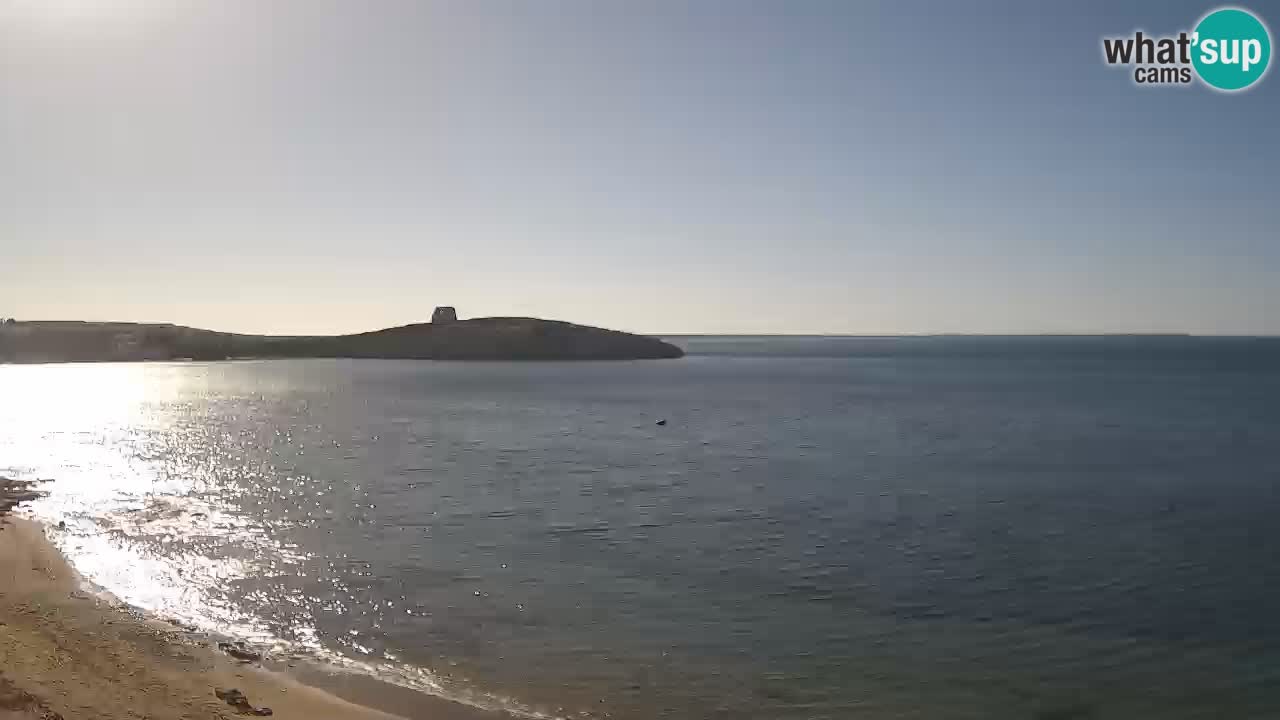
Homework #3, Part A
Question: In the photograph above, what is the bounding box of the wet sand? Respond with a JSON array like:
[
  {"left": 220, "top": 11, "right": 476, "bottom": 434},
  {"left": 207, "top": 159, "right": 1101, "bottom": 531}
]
[{"left": 0, "top": 480, "right": 504, "bottom": 720}]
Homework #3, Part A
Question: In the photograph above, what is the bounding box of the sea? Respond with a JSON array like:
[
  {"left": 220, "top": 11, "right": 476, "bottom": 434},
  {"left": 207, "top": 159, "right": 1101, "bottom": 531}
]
[{"left": 3, "top": 336, "right": 1280, "bottom": 720}]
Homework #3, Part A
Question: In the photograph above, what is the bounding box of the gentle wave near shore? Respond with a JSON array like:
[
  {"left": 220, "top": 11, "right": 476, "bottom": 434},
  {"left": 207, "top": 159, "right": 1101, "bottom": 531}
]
[{"left": 0, "top": 481, "right": 501, "bottom": 720}]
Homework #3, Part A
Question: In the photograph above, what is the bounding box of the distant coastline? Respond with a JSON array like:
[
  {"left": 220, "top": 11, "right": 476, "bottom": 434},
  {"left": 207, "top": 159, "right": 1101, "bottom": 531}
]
[
  {"left": 662, "top": 333, "right": 1203, "bottom": 338},
  {"left": 0, "top": 315, "right": 684, "bottom": 363}
]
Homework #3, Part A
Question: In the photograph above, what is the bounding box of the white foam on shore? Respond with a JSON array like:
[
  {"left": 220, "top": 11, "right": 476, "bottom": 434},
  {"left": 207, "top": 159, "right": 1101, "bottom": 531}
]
[
  {"left": 0, "top": 363, "right": 573, "bottom": 720},
  {"left": 10, "top": 474, "right": 564, "bottom": 720}
]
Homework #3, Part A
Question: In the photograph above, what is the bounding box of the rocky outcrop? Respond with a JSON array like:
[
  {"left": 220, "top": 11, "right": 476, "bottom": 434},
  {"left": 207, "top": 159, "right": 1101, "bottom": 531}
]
[
  {"left": 322, "top": 317, "right": 683, "bottom": 360},
  {"left": 430, "top": 306, "right": 458, "bottom": 324},
  {"left": 0, "top": 478, "right": 43, "bottom": 516}
]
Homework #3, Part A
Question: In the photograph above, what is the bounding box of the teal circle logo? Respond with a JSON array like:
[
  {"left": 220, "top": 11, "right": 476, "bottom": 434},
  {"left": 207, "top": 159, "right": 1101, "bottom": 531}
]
[{"left": 1192, "top": 7, "right": 1272, "bottom": 91}]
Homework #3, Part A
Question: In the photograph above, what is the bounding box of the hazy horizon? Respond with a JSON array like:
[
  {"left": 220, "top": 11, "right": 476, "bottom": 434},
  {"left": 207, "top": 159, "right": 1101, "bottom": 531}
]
[
  {"left": 9, "top": 316, "right": 1280, "bottom": 340},
  {"left": 4, "top": 1, "right": 1277, "bottom": 336}
]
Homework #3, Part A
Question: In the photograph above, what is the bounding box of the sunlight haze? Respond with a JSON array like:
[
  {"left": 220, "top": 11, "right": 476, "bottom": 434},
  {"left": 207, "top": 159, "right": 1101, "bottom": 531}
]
[{"left": 3, "top": 0, "right": 1277, "bottom": 335}]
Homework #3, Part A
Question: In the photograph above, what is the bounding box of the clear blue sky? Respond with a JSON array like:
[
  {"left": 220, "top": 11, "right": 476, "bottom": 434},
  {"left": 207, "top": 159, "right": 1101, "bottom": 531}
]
[{"left": 2, "top": 0, "right": 1277, "bottom": 335}]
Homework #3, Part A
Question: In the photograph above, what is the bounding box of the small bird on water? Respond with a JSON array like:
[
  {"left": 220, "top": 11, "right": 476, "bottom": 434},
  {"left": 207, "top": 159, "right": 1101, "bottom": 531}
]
[{"left": 656, "top": 419, "right": 667, "bottom": 426}]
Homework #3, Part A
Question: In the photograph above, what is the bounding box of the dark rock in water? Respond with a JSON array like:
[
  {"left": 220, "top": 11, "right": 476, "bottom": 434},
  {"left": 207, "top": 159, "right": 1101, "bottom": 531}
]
[
  {"left": 217, "top": 641, "right": 262, "bottom": 663},
  {"left": 0, "top": 478, "right": 44, "bottom": 516},
  {"left": 215, "top": 688, "right": 273, "bottom": 716}
]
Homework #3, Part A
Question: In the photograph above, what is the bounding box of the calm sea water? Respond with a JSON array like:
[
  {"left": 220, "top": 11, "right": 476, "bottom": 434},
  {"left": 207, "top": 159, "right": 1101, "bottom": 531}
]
[{"left": 3, "top": 337, "right": 1280, "bottom": 719}]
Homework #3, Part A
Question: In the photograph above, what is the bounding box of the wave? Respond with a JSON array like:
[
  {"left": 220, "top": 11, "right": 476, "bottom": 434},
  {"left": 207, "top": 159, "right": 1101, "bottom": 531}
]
[{"left": 14, "top": 471, "right": 566, "bottom": 720}]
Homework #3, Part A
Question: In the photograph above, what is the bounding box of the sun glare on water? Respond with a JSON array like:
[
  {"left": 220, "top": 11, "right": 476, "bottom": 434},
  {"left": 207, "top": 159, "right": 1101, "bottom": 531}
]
[
  {"left": 0, "top": 362, "right": 189, "bottom": 504},
  {"left": 0, "top": 362, "right": 152, "bottom": 428}
]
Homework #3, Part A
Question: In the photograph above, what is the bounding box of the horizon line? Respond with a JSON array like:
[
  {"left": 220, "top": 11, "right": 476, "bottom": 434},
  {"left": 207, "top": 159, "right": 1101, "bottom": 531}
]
[{"left": 6, "top": 319, "right": 1280, "bottom": 341}]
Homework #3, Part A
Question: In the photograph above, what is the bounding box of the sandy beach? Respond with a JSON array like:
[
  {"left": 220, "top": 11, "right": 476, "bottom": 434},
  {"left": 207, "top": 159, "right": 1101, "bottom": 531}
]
[{"left": 0, "top": 481, "right": 498, "bottom": 720}]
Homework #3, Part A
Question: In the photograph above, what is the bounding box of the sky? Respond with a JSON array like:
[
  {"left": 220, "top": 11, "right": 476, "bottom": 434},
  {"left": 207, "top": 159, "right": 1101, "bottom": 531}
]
[{"left": 2, "top": 0, "right": 1277, "bottom": 335}]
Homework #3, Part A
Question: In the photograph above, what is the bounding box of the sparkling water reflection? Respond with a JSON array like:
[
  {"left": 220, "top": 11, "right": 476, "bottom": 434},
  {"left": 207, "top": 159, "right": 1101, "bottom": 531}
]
[
  {"left": 3, "top": 343, "right": 1280, "bottom": 719},
  {"left": 0, "top": 361, "right": 548, "bottom": 716}
]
